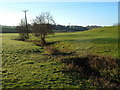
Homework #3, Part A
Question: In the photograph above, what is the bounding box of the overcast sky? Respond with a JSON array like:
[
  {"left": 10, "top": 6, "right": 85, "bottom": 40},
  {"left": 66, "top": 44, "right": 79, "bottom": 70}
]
[{"left": 0, "top": 0, "right": 118, "bottom": 26}]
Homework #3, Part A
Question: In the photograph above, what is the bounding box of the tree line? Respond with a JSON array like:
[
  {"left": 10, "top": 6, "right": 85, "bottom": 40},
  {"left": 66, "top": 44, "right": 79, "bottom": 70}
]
[
  {"left": 53, "top": 25, "right": 102, "bottom": 32},
  {"left": 1, "top": 24, "right": 102, "bottom": 33}
]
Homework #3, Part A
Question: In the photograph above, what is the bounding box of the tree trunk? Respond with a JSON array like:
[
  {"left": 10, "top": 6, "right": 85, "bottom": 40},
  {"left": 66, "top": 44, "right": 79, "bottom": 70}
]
[{"left": 41, "top": 37, "right": 47, "bottom": 46}]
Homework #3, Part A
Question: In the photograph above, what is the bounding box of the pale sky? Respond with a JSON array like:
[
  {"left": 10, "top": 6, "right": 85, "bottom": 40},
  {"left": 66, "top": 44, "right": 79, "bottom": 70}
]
[
  {"left": 0, "top": 0, "right": 118, "bottom": 26},
  {"left": 0, "top": 0, "right": 119, "bottom": 2}
]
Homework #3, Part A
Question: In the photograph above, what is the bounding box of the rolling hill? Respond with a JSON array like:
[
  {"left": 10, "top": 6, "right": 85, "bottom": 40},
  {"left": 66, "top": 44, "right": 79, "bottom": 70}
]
[
  {"left": 46, "top": 26, "right": 119, "bottom": 58},
  {"left": 1, "top": 25, "right": 119, "bottom": 88}
]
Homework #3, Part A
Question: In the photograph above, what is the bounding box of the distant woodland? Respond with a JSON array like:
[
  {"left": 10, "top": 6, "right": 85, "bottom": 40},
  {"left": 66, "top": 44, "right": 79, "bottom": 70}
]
[{"left": 0, "top": 25, "right": 102, "bottom": 33}]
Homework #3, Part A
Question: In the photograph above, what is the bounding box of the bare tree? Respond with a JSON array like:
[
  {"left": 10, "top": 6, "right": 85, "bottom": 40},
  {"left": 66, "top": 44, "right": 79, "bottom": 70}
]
[
  {"left": 16, "top": 19, "right": 29, "bottom": 41},
  {"left": 32, "top": 12, "right": 55, "bottom": 46}
]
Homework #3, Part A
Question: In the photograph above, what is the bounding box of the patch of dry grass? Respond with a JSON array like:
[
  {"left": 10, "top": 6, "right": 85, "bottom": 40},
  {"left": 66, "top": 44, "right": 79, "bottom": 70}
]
[{"left": 59, "top": 54, "right": 120, "bottom": 88}]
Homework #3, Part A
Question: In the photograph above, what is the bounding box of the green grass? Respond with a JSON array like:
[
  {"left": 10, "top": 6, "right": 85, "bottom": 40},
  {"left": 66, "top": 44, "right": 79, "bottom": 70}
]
[
  {"left": 46, "top": 26, "right": 119, "bottom": 58},
  {"left": 1, "top": 26, "right": 119, "bottom": 88},
  {"left": 2, "top": 34, "right": 96, "bottom": 88}
]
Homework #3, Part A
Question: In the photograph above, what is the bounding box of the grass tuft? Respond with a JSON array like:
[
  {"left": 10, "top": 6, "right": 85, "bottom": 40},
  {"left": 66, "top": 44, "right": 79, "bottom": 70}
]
[{"left": 60, "top": 54, "right": 120, "bottom": 88}]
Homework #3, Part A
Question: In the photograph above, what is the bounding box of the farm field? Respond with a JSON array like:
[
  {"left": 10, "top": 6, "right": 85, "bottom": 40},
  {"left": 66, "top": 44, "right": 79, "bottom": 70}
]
[
  {"left": 46, "top": 26, "right": 119, "bottom": 58},
  {"left": 2, "top": 34, "right": 96, "bottom": 88},
  {"left": 1, "top": 26, "right": 120, "bottom": 88}
]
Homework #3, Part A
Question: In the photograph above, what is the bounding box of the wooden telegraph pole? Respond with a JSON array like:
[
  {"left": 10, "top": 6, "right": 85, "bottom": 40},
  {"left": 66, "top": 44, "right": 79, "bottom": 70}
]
[
  {"left": 23, "top": 10, "right": 29, "bottom": 39},
  {"left": 23, "top": 10, "right": 28, "bottom": 29}
]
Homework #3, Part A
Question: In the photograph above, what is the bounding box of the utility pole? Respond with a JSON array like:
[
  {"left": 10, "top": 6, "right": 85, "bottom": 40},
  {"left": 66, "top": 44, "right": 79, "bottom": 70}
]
[
  {"left": 23, "top": 10, "right": 29, "bottom": 39},
  {"left": 68, "top": 23, "right": 71, "bottom": 32},
  {"left": 69, "top": 23, "right": 71, "bottom": 28},
  {"left": 23, "top": 10, "right": 28, "bottom": 29}
]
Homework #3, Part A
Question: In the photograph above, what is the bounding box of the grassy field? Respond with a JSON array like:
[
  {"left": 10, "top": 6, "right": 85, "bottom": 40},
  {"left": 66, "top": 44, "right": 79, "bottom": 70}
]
[
  {"left": 2, "top": 26, "right": 120, "bottom": 88},
  {"left": 46, "top": 26, "right": 119, "bottom": 58},
  {"left": 2, "top": 34, "right": 96, "bottom": 88}
]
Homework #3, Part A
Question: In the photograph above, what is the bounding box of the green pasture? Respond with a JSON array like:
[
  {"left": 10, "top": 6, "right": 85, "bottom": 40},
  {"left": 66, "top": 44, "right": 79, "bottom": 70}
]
[
  {"left": 2, "top": 34, "right": 95, "bottom": 88},
  {"left": 46, "top": 26, "right": 119, "bottom": 58},
  {"left": 1, "top": 26, "right": 119, "bottom": 88}
]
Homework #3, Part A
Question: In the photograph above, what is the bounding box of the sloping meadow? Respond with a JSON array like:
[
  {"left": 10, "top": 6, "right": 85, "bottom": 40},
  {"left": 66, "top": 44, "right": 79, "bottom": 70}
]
[
  {"left": 1, "top": 26, "right": 120, "bottom": 88},
  {"left": 2, "top": 33, "right": 96, "bottom": 88}
]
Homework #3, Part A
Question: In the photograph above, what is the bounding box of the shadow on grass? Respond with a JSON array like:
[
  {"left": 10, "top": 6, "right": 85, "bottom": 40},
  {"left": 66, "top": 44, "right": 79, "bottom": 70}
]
[
  {"left": 61, "top": 38, "right": 118, "bottom": 44},
  {"left": 91, "top": 38, "right": 118, "bottom": 44},
  {"left": 62, "top": 71, "right": 92, "bottom": 87},
  {"left": 50, "top": 33, "right": 94, "bottom": 38},
  {"left": 44, "top": 45, "right": 76, "bottom": 56},
  {"left": 13, "top": 38, "right": 25, "bottom": 41},
  {"left": 60, "top": 54, "right": 120, "bottom": 88},
  {"left": 47, "top": 41, "right": 61, "bottom": 46}
]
